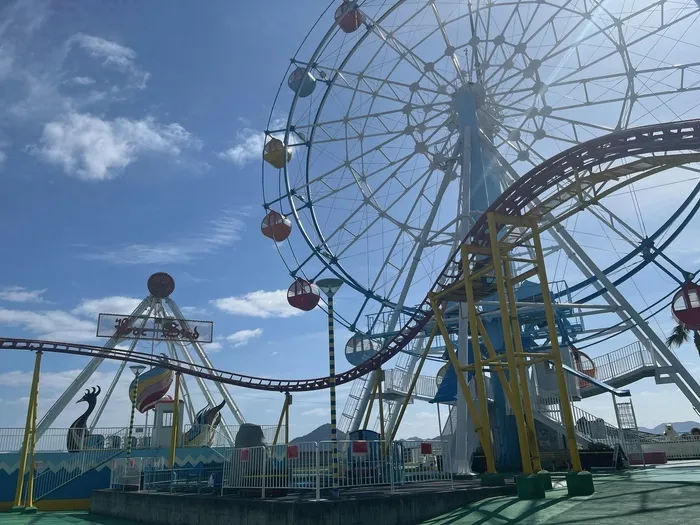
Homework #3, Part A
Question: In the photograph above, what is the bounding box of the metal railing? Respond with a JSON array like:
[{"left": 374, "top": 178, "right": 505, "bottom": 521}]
[
  {"left": 111, "top": 439, "right": 452, "bottom": 500},
  {"left": 640, "top": 434, "right": 700, "bottom": 460},
  {"left": 0, "top": 424, "right": 279, "bottom": 453},
  {"left": 581, "top": 341, "right": 654, "bottom": 386}
]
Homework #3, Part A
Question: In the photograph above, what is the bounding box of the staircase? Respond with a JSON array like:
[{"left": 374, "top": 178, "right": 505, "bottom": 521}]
[
  {"left": 578, "top": 341, "right": 655, "bottom": 397},
  {"left": 31, "top": 449, "right": 122, "bottom": 503}
]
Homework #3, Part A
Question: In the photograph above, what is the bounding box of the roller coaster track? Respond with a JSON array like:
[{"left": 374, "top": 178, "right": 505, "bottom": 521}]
[{"left": 2, "top": 119, "right": 700, "bottom": 392}]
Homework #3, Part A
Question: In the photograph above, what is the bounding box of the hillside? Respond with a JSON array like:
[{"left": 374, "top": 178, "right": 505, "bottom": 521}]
[{"left": 639, "top": 421, "right": 700, "bottom": 434}]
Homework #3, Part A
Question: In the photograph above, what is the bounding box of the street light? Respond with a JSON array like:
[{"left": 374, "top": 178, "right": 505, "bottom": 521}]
[
  {"left": 316, "top": 277, "right": 344, "bottom": 499},
  {"left": 126, "top": 364, "right": 146, "bottom": 459}
]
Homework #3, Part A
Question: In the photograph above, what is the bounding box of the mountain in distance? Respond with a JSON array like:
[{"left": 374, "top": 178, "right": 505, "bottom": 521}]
[
  {"left": 638, "top": 421, "right": 700, "bottom": 434},
  {"left": 289, "top": 425, "right": 439, "bottom": 444},
  {"left": 291, "top": 423, "right": 347, "bottom": 444}
]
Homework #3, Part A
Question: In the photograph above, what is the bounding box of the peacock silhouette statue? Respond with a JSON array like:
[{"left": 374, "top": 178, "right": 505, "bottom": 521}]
[
  {"left": 67, "top": 386, "right": 101, "bottom": 452},
  {"left": 182, "top": 400, "right": 226, "bottom": 447}
]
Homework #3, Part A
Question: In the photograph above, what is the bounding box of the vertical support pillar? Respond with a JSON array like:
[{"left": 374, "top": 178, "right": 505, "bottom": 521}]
[
  {"left": 24, "top": 390, "right": 39, "bottom": 512},
  {"left": 461, "top": 247, "right": 496, "bottom": 464},
  {"left": 285, "top": 392, "right": 291, "bottom": 445},
  {"left": 389, "top": 325, "right": 438, "bottom": 442},
  {"left": 487, "top": 213, "right": 533, "bottom": 474},
  {"left": 529, "top": 218, "right": 582, "bottom": 472},
  {"left": 12, "top": 350, "right": 42, "bottom": 511},
  {"left": 429, "top": 294, "right": 496, "bottom": 474},
  {"left": 327, "top": 294, "right": 340, "bottom": 498},
  {"left": 126, "top": 372, "right": 141, "bottom": 459},
  {"left": 502, "top": 262, "right": 543, "bottom": 473},
  {"left": 363, "top": 380, "right": 378, "bottom": 430},
  {"left": 377, "top": 368, "right": 386, "bottom": 442},
  {"left": 170, "top": 372, "right": 181, "bottom": 468}
]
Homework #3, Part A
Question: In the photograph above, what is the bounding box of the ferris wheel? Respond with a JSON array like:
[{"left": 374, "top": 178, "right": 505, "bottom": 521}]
[{"left": 261, "top": 0, "right": 700, "bottom": 434}]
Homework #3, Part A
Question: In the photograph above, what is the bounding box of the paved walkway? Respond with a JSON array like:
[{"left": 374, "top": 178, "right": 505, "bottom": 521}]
[
  {"left": 0, "top": 513, "right": 137, "bottom": 525},
  {"left": 423, "top": 464, "right": 700, "bottom": 524}
]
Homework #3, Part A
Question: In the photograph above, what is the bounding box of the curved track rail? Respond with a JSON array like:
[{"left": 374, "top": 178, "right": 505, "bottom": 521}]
[{"left": 3, "top": 119, "right": 700, "bottom": 391}]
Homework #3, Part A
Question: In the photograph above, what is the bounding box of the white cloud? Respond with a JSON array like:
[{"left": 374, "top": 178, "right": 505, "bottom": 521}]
[
  {"left": 226, "top": 328, "right": 263, "bottom": 348},
  {"left": 70, "top": 76, "right": 95, "bottom": 86},
  {"left": 0, "top": 286, "right": 46, "bottom": 303},
  {"left": 0, "top": 307, "right": 96, "bottom": 342},
  {"left": 203, "top": 341, "right": 223, "bottom": 354},
  {"left": 218, "top": 128, "right": 264, "bottom": 167},
  {"left": 69, "top": 33, "right": 149, "bottom": 89},
  {"left": 0, "top": 149, "right": 6, "bottom": 168},
  {"left": 82, "top": 213, "right": 244, "bottom": 265},
  {"left": 212, "top": 290, "right": 302, "bottom": 319},
  {"left": 72, "top": 296, "right": 142, "bottom": 318},
  {"left": 33, "top": 112, "right": 196, "bottom": 180}
]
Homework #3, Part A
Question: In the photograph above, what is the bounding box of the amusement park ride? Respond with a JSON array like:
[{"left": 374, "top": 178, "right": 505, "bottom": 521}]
[{"left": 5, "top": 0, "right": 700, "bottom": 504}]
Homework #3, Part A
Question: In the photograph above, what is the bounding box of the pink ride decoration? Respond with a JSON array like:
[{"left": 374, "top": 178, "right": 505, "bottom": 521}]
[
  {"left": 334, "top": 1, "right": 364, "bottom": 34},
  {"left": 287, "top": 278, "right": 321, "bottom": 311},
  {"left": 671, "top": 282, "right": 700, "bottom": 330}
]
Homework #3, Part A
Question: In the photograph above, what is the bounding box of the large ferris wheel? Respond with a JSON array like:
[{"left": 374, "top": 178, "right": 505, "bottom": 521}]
[{"left": 261, "top": 0, "right": 700, "bottom": 445}]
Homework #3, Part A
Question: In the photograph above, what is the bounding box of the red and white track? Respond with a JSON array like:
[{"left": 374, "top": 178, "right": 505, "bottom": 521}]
[{"left": 2, "top": 119, "right": 700, "bottom": 391}]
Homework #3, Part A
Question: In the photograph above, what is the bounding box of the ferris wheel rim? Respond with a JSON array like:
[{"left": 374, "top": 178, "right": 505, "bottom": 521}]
[{"left": 264, "top": 0, "right": 700, "bottom": 332}]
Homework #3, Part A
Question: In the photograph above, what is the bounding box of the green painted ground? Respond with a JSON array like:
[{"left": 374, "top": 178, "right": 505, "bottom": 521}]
[
  {"left": 4, "top": 465, "right": 700, "bottom": 525},
  {"left": 0, "top": 513, "right": 138, "bottom": 525},
  {"left": 423, "top": 465, "right": 700, "bottom": 524}
]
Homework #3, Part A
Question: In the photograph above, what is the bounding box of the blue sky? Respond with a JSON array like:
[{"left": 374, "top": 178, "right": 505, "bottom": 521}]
[{"left": 2, "top": 0, "right": 700, "bottom": 444}]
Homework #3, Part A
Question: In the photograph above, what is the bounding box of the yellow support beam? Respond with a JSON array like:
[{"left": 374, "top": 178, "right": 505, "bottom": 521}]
[
  {"left": 389, "top": 324, "right": 438, "bottom": 443},
  {"left": 12, "top": 350, "right": 42, "bottom": 511},
  {"left": 273, "top": 392, "right": 291, "bottom": 446},
  {"left": 363, "top": 378, "right": 379, "bottom": 430},
  {"left": 530, "top": 217, "right": 583, "bottom": 472},
  {"left": 24, "top": 386, "right": 39, "bottom": 511},
  {"left": 487, "top": 212, "right": 534, "bottom": 475},
  {"left": 429, "top": 293, "right": 497, "bottom": 474},
  {"left": 461, "top": 245, "right": 496, "bottom": 474},
  {"left": 377, "top": 367, "right": 386, "bottom": 442},
  {"left": 503, "top": 262, "right": 542, "bottom": 472}
]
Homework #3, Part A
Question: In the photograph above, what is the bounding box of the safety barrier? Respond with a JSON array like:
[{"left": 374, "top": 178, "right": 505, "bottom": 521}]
[
  {"left": 109, "top": 439, "right": 451, "bottom": 499},
  {"left": 640, "top": 434, "right": 700, "bottom": 460},
  {"left": 0, "top": 424, "right": 278, "bottom": 453}
]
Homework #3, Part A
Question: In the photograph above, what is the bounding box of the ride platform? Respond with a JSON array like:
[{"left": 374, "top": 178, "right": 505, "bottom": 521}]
[{"left": 86, "top": 480, "right": 515, "bottom": 525}]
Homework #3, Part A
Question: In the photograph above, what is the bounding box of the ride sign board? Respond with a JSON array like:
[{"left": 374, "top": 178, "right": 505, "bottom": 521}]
[{"left": 96, "top": 313, "right": 214, "bottom": 343}]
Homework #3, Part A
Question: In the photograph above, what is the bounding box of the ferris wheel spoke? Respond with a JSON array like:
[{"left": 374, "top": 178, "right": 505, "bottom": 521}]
[
  {"left": 428, "top": 1, "right": 465, "bottom": 83},
  {"left": 312, "top": 65, "right": 446, "bottom": 99},
  {"left": 364, "top": 11, "right": 458, "bottom": 91},
  {"left": 331, "top": 160, "right": 447, "bottom": 262},
  {"left": 292, "top": 101, "right": 444, "bottom": 134}
]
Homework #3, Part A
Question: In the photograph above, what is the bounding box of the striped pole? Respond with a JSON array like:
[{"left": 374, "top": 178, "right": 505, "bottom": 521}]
[
  {"left": 327, "top": 293, "right": 339, "bottom": 498},
  {"left": 126, "top": 370, "right": 142, "bottom": 459}
]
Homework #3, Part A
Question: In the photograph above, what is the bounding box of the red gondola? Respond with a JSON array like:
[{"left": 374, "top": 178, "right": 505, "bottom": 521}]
[
  {"left": 261, "top": 210, "right": 292, "bottom": 242},
  {"left": 335, "top": 1, "right": 365, "bottom": 34},
  {"left": 287, "top": 279, "right": 321, "bottom": 311},
  {"left": 672, "top": 282, "right": 700, "bottom": 330}
]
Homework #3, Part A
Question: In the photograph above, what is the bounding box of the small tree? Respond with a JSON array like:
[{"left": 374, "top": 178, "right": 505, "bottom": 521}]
[{"left": 666, "top": 324, "right": 700, "bottom": 356}]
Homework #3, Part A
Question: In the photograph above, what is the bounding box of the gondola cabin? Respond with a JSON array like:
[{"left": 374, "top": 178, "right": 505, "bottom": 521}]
[
  {"left": 261, "top": 210, "right": 292, "bottom": 242},
  {"left": 672, "top": 282, "right": 700, "bottom": 330},
  {"left": 334, "top": 1, "right": 365, "bottom": 33},
  {"left": 287, "top": 278, "right": 321, "bottom": 311},
  {"left": 263, "top": 137, "right": 292, "bottom": 169},
  {"left": 288, "top": 67, "right": 317, "bottom": 98}
]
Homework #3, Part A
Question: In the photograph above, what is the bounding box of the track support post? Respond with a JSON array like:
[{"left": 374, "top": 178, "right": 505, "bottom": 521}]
[
  {"left": 429, "top": 294, "right": 498, "bottom": 477},
  {"left": 169, "top": 372, "right": 181, "bottom": 468},
  {"left": 11, "top": 350, "right": 42, "bottom": 512}
]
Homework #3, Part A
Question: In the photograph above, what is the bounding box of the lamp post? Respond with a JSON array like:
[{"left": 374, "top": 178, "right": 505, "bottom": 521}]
[
  {"left": 316, "top": 277, "right": 344, "bottom": 499},
  {"left": 126, "top": 365, "right": 146, "bottom": 459}
]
